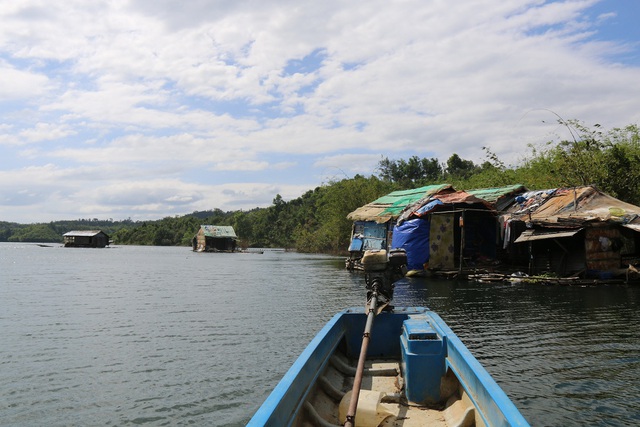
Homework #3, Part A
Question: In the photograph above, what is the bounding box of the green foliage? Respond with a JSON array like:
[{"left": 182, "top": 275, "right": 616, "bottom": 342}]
[
  {"left": 0, "top": 222, "right": 20, "bottom": 241},
  {"left": 112, "top": 215, "right": 202, "bottom": 246},
  {"left": 3, "top": 121, "right": 639, "bottom": 254},
  {"left": 296, "top": 175, "right": 393, "bottom": 253},
  {"left": 373, "top": 121, "right": 640, "bottom": 207},
  {"left": 510, "top": 122, "right": 640, "bottom": 203},
  {"left": 378, "top": 155, "right": 443, "bottom": 187},
  {"left": 8, "top": 224, "right": 62, "bottom": 243},
  {"left": 445, "top": 153, "right": 479, "bottom": 180}
]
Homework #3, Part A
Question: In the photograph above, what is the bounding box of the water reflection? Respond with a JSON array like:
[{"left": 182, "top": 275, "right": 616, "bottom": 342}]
[
  {"left": 395, "top": 277, "right": 640, "bottom": 426},
  {"left": 1, "top": 244, "right": 638, "bottom": 426}
]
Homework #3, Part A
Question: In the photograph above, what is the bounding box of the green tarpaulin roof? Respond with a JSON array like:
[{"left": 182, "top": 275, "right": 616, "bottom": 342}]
[
  {"left": 348, "top": 184, "right": 532, "bottom": 223},
  {"left": 466, "top": 184, "right": 526, "bottom": 203},
  {"left": 200, "top": 225, "right": 237, "bottom": 239},
  {"left": 347, "top": 184, "right": 453, "bottom": 222}
]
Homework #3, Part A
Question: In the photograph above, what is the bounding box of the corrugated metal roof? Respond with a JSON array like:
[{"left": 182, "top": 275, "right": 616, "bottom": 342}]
[
  {"left": 398, "top": 190, "right": 496, "bottom": 221},
  {"left": 623, "top": 222, "right": 640, "bottom": 233},
  {"left": 200, "top": 225, "right": 237, "bottom": 239},
  {"left": 63, "top": 230, "right": 106, "bottom": 237},
  {"left": 467, "top": 184, "right": 527, "bottom": 204},
  {"left": 347, "top": 184, "right": 453, "bottom": 222},
  {"left": 372, "top": 184, "right": 450, "bottom": 204},
  {"left": 349, "top": 184, "right": 640, "bottom": 228},
  {"left": 514, "top": 228, "right": 582, "bottom": 243},
  {"left": 509, "top": 186, "right": 640, "bottom": 225}
]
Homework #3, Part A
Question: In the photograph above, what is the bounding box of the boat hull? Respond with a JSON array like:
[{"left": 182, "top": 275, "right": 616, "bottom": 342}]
[{"left": 249, "top": 307, "right": 529, "bottom": 427}]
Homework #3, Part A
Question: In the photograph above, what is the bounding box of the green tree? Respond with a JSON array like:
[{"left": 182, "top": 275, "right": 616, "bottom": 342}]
[
  {"left": 296, "top": 175, "right": 393, "bottom": 253},
  {"left": 8, "top": 224, "right": 62, "bottom": 243},
  {"left": 508, "top": 121, "right": 640, "bottom": 202},
  {"left": 445, "top": 153, "right": 478, "bottom": 180},
  {"left": 377, "top": 155, "right": 443, "bottom": 187}
]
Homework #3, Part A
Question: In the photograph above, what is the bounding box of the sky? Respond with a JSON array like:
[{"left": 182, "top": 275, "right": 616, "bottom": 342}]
[{"left": 1, "top": 0, "right": 640, "bottom": 223}]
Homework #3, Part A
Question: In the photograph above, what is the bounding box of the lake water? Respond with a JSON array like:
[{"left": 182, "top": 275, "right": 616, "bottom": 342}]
[{"left": 1, "top": 243, "right": 639, "bottom": 426}]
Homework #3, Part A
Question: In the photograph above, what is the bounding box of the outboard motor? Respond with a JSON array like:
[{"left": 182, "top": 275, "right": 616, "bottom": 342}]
[
  {"left": 361, "top": 248, "right": 407, "bottom": 308},
  {"left": 343, "top": 248, "right": 407, "bottom": 427}
]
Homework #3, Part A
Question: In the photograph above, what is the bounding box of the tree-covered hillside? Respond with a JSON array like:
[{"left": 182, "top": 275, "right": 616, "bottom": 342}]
[{"left": 3, "top": 122, "right": 639, "bottom": 254}]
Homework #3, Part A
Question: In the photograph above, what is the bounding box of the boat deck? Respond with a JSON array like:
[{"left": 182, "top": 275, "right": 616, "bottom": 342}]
[{"left": 300, "top": 350, "right": 485, "bottom": 427}]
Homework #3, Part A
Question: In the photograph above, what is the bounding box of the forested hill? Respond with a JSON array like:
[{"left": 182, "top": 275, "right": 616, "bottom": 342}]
[{"left": 3, "top": 122, "right": 639, "bottom": 254}]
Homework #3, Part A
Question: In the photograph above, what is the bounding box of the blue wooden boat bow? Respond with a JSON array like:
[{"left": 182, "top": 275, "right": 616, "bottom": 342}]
[{"left": 249, "top": 250, "right": 529, "bottom": 427}]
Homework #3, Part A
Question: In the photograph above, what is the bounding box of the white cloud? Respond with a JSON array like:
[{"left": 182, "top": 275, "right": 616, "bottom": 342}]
[
  {"left": 0, "top": 0, "right": 639, "bottom": 222},
  {"left": 0, "top": 62, "right": 50, "bottom": 100}
]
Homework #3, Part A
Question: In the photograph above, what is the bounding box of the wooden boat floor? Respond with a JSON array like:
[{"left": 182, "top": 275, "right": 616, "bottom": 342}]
[{"left": 303, "top": 352, "right": 483, "bottom": 427}]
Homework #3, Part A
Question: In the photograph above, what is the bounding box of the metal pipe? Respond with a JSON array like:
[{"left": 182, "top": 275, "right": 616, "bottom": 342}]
[
  {"left": 343, "top": 289, "right": 379, "bottom": 427},
  {"left": 458, "top": 211, "right": 465, "bottom": 273}
]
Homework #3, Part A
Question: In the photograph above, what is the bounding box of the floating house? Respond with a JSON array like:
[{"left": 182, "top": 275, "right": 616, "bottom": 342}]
[
  {"left": 347, "top": 184, "right": 526, "bottom": 274},
  {"left": 392, "top": 189, "right": 498, "bottom": 274},
  {"left": 63, "top": 230, "right": 110, "bottom": 248},
  {"left": 345, "top": 184, "right": 452, "bottom": 269},
  {"left": 504, "top": 186, "right": 640, "bottom": 279},
  {"left": 192, "top": 225, "right": 238, "bottom": 252},
  {"left": 348, "top": 183, "right": 640, "bottom": 282}
]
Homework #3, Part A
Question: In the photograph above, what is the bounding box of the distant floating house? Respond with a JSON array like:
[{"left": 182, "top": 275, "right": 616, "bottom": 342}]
[
  {"left": 192, "top": 225, "right": 238, "bottom": 252},
  {"left": 63, "top": 230, "right": 110, "bottom": 248}
]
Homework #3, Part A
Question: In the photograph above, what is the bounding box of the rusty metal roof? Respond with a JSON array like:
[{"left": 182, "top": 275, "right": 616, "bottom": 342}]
[
  {"left": 397, "top": 190, "right": 496, "bottom": 222},
  {"left": 508, "top": 186, "right": 640, "bottom": 227},
  {"left": 347, "top": 183, "right": 640, "bottom": 229}
]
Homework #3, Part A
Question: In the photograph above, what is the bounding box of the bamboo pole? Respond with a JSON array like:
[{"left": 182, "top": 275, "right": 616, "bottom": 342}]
[{"left": 343, "top": 290, "right": 378, "bottom": 427}]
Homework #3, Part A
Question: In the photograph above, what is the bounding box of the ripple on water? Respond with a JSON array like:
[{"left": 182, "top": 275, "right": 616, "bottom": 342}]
[{"left": 1, "top": 245, "right": 639, "bottom": 426}]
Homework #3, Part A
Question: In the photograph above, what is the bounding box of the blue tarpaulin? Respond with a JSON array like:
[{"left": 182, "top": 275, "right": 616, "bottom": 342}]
[
  {"left": 415, "top": 199, "right": 443, "bottom": 216},
  {"left": 392, "top": 218, "right": 431, "bottom": 271}
]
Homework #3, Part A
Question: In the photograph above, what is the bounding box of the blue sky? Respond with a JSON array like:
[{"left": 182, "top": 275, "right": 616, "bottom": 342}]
[{"left": 1, "top": 0, "right": 640, "bottom": 223}]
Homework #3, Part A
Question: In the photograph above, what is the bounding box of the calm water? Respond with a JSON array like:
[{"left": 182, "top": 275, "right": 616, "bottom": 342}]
[{"left": 1, "top": 244, "right": 639, "bottom": 426}]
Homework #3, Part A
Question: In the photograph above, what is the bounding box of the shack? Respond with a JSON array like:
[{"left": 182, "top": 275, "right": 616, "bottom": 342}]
[
  {"left": 504, "top": 186, "right": 640, "bottom": 279},
  {"left": 63, "top": 230, "right": 110, "bottom": 248},
  {"left": 347, "top": 183, "right": 640, "bottom": 283},
  {"left": 192, "top": 225, "right": 238, "bottom": 252},
  {"left": 345, "top": 184, "right": 452, "bottom": 269},
  {"left": 392, "top": 190, "right": 496, "bottom": 275}
]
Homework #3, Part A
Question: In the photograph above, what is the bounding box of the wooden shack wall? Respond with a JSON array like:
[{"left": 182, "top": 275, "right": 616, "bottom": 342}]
[
  {"left": 93, "top": 234, "right": 108, "bottom": 248},
  {"left": 206, "top": 236, "right": 236, "bottom": 251},
  {"left": 585, "top": 226, "right": 622, "bottom": 272}
]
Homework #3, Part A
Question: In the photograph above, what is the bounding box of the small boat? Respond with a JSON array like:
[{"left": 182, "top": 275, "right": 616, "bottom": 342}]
[
  {"left": 249, "top": 306, "right": 529, "bottom": 427},
  {"left": 249, "top": 250, "right": 529, "bottom": 427}
]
